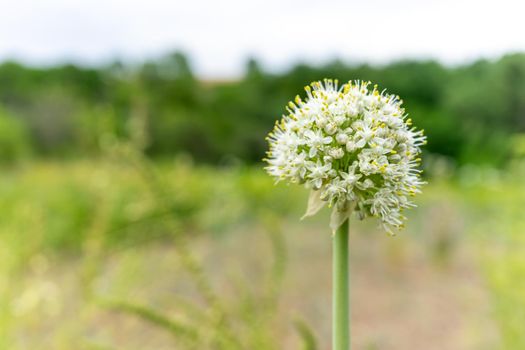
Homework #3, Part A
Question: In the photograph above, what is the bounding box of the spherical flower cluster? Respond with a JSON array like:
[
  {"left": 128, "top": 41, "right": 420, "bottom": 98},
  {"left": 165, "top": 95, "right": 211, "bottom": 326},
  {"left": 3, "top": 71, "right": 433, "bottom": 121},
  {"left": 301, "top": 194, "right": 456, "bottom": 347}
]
[{"left": 265, "top": 79, "right": 426, "bottom": 233}]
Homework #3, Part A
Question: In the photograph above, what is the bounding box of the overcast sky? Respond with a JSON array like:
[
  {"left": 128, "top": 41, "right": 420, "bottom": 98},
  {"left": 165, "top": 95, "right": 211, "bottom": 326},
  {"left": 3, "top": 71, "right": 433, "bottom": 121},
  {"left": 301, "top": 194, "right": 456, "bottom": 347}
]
[{"left": 0, "top": 0, "right": 523, "bottom": 78}]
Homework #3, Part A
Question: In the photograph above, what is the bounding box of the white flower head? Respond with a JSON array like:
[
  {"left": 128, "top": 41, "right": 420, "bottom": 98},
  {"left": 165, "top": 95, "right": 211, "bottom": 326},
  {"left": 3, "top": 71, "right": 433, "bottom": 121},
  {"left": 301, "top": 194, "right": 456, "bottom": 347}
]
[{"left": 265, "top": 79, "right": 427, "bottom": 234}]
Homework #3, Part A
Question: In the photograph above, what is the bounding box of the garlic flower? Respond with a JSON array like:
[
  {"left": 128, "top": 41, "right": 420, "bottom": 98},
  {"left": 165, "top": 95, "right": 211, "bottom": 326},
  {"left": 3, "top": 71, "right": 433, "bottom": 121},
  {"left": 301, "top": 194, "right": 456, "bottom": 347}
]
[{"left": 265, "top": 79, "right": 426, "bottom": 233}]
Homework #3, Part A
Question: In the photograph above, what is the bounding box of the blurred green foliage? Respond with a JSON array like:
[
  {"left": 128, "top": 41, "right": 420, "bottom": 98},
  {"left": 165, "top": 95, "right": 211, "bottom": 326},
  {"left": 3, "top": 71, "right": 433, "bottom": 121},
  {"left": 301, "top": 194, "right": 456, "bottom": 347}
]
[
  {"left": 1, "top": 52, "right": 525, "bottom": 165},
  {"left": 0, "top": 156, "right": 306, "bottom": 349},
  {"left": 0, "top": 107, "right": 31, "bottom": 162},
  {"left": 461, "top": 164, "right": 525, "bottom": 350},
  {"left": 0, "top": 160, "right": 304, "bottom": 259},
  {"left": 1, "top": 159, "right": 525, "bottom": 348}
]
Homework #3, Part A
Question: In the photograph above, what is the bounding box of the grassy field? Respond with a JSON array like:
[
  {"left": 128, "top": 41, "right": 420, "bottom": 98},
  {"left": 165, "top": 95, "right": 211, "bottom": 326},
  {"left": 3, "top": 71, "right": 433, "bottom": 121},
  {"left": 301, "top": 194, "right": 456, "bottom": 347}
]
[{"left": 0, "top": 157, "right": 524, "bottom": 349}]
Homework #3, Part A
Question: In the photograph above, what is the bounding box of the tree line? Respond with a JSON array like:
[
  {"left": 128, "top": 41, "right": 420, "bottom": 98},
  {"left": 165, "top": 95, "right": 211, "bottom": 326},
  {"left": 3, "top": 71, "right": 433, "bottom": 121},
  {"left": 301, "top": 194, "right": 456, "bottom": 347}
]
[{"left": 0, "top": 52, "right": 524, "bottom": 166}]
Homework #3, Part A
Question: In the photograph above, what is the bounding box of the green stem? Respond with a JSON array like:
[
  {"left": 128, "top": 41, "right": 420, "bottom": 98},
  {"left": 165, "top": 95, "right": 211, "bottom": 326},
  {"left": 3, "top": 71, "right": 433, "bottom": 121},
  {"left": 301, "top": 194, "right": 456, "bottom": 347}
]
[{"left": 333, "top": 219, "right": 350, "bottom": 350}]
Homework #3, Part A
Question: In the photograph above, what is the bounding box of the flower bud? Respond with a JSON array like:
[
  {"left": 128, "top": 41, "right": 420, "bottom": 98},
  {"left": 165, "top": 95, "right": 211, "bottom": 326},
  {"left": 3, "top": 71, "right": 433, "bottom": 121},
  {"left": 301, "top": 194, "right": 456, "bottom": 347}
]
[
  {"left": 328, "top": 147, "right": 344, "bottom": 159},
  {"left": 336, "top": 133, "right": 349, "bottom": 145},
  {"left": 324, "top": 123, "right": 337, "bottom": 135}
]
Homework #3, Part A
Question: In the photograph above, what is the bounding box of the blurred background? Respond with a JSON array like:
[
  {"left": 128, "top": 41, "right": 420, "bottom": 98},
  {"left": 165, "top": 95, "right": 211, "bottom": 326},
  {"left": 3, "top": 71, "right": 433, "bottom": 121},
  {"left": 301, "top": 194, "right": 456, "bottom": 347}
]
[{"left": 1, "top": 0, "right": 524, "bottom": 349}]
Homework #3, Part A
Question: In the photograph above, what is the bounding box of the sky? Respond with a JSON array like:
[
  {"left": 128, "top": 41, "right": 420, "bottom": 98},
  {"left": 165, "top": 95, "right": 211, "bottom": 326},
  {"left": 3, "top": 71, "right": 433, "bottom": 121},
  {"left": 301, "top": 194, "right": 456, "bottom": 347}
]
[{"left": 0, "top": 0, "right": 524, "bottom": 78}]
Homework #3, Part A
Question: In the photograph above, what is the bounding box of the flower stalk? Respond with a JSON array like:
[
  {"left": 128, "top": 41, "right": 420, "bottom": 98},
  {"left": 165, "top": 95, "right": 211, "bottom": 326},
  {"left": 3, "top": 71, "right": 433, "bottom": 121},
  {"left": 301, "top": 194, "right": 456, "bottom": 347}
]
[{"left": 333, "top": 219, "right": 350, "bottom": 350}]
